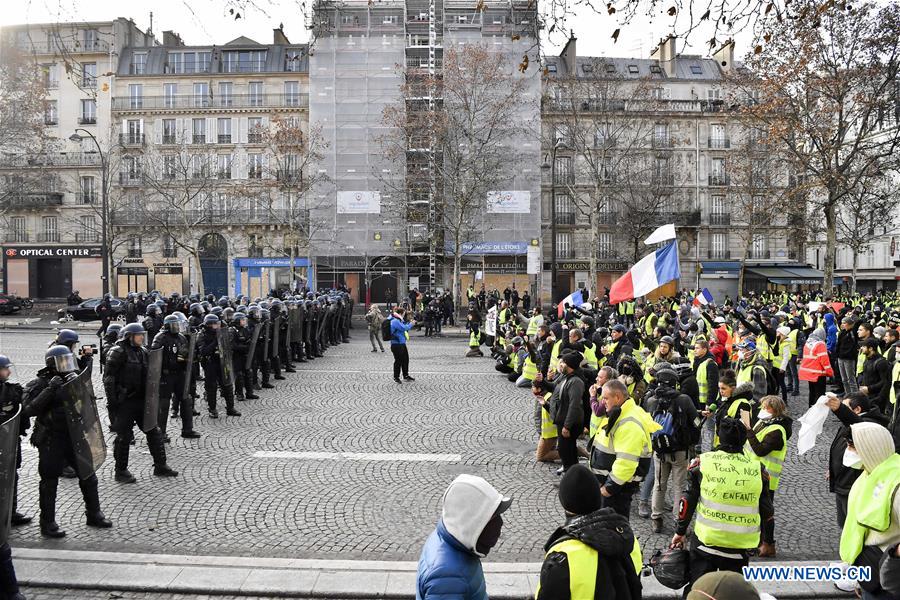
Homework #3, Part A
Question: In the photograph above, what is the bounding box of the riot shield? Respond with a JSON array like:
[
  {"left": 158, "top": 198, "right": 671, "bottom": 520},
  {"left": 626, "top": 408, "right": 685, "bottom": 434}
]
[
  {"left": 60, "top": 369, "right": 107, "bottom": 480},
  {"left": 291, "top": 305, "right": 302, "bottom": 341},
  {"left": 143, "top": 347, "right": 163, "bottom": 432},
  {"left": 272, "top": 315, "right": 282, "bottom": 358},
  {"left": 218, "top": 327, "right": 235, "bottom": 388},
  {"left": 245, "top": 323, "right": 261, "bottom": 370},
  {"left": 0, "top": 405, "right": 20, "bottom": 545},
  {"left": 180, "top": 331, "right": 197, "bottom": 404},
  {"left": 261, "top": 320, "right": 270, "bottom": 363},
  {"left": 284, "top": 309, "right": 293, "bottom": 351}
]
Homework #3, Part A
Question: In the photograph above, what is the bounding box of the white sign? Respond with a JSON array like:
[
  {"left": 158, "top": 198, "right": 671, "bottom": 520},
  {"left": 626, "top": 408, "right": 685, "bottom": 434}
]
[
  {"left": 337, "top": 191, "right": 381, "bottom": 214},
  {"left": 409, "top": 276, "right": 419, "bottom": 291},
  {"left": 475, "top": 270, "right": 484, "bottom": 281},
  {"left": 486, "top": 190, "right": 531, "bottom": 214},
  {"left": 527, "top": 246, "right": 541, "bottom": 275},
  {"left": 485, "top": 306, "right": 498, "bottom": 336}
]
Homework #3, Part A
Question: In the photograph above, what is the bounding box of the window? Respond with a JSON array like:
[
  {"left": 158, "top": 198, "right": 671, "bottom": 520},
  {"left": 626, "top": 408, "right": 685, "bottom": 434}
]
[
  {"left": 42, "top": 216, "right": 59, "bottom": 242},
  {"left": 129, "top": 84, "right": 143, "bottom": 109},
  {"left": 248, "top": 117, "right": 263, "bottom": 142},
  {"left": 710, "top": 157, "right": 727, "bottom": 185},
  {"left": 248, "top": 234, "right": 264, "bottom": 257},
  {"left": 221, "top": 50, "right": 267, "bottom": 73},
  {"left": 604, "top": 63, "right": 616, "bottom": 73},
  {"left": 249, "top": 82, "right": 263, "bottom": 106},
  {"left": 131, "top": 52, "right": 147, "bottom": 75},
  {"left": 751, "top": 234, "right": 767, "bottom": 259},
  {"left": 285, "top": 48, "right": 303, "bottom": 72},
  {"left": 582, "top": 63, "right": 594, "bottom": 73},
  {"left": 82, "top": 63, "right": 97, "bottom": 88},
  {"left": 192, "top": 118, "right": 206, "bottom": 144},
  {"left": 598, "top": 233, "right": 613, "bottom": 258},
  {"left": 128, "top": 236, "right": 142, "bottom": 258},
  {"left": 218, "top": 82, "right": 233, "bottom": 107},
  {"left": 554, "top": 156, "right": 573, "bottom": 184},
  {"left": 556, "top": 232, "right": 572, "bottom": 258},
  {"left": 709, "top": 123, "right": 727, "bottom": 148},
  {"left": 554, "top": 123, "right": 572, "bottom": 147},
  {"left": 80, "top": 99, "right": 96, "bottom": 124},
  {"left": 650, "top": 64, "right": 662, "bottom": 74},
  {"left": 653, "top": 123, "right": 669, "bottom": 147},
  {"left": 164, "top": 83, "right": 177, "bottom": 108},
  {"left": 163, "top": 155, "right": 177, "bottom": 179},
  {"left": 162, "top": 119, "right": 176, "bottom": 144},
  {"left": 79, "top": 215, "right": 97, "bottom": 242},
  {"left": 126, "top": 119, "right": 142, "bottom": 144},
  {"left": 628, "top": 64, "right": 639, "bottom": 74},
  {"left": 80, "top": 176, "right": 95, "bottom": 203},
  {"left": 44, "top": 100, "right": 58, "bottom": 125},
  {"left": 555, "top": 193, "right": 574, "bottom": 224},
  {"left": 163, "top": 235, "right": 177, "bottom": 258},
  {"left": 711, "top": 195, "right": 726, "bottom": 214},
  {"left": 711, "top": 232, "right": 728, "bottom": 258},
  {"left": 41, "top": 64, "right": 59, "bottom": 88},
  {"left": 284, "top": 81, "right": 300, "bottom": 106},
  {"left": 217, "top": 118, "right": 232, "bottom": 144},
  {"left": 689, "top": 65, "right": 703, "bottom": 75},
  {"left": 10, "top": 217, "right": 26, "bottom": 242},
  {"left": 383, "top": 15, "right": 398, "bottom": 24},
  {"left": 123, "top": 156, "right": 141, "bottom": 177},
  {"left": 191, "top": 155, "right": 208, "bottom": 179},
  {"left": 167, "top": 51, "right": 211, "bottom": 74},
  {"left": 651, "top": 87, "right": 665, "bottom": 99},
  {"left": 217, "top": 154, "right": 232, "bottom": 178},
  {"left": 707, "top": 88, "right": 722, "bottom": 101},
  {"left": 546, "top": 63, "right": 557, "bottom": 73},
  {"left": 193, "top": 82, "right": 210, "bottom": 107},
  {"left": 594, "top": 123, "right": 613, "bottom": 147},
  {"left": 248, "top": 154, "right": 263, "bottom": 179},
  {"left": 82, "top": 29, "right": 100, "bottom": 51}
]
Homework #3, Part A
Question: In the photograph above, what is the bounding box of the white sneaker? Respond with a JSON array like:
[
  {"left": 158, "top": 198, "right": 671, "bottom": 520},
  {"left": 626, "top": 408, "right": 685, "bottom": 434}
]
[{"left": 831, "top": 562, "right": 857, "bottom": 593}]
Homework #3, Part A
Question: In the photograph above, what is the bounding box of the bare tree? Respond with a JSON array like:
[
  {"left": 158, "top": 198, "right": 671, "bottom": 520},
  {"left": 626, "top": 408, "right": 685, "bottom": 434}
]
[
  {"left": 734, "top": 0, "right": 900, "bottom": 294},
  {"left": 381, "top": 43, "right": 534, "bottom": 304},
  {"left": 835, "top": 172, "right": 897, "bottom": 294}
]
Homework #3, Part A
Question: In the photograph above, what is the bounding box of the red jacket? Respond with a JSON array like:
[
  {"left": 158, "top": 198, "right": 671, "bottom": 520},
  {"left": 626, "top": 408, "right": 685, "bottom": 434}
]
[{"left": 799, "top": 340, "right": 833, "bottom": 381}]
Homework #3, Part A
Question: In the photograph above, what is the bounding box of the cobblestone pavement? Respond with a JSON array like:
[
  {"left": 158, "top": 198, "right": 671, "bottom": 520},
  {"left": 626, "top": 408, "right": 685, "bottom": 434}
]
[
  {"left": 19, "top": 589, "right": 304, "bottom": 600},
  {"left": 1, "top": 328, "right": 841, "bottom": 561}
]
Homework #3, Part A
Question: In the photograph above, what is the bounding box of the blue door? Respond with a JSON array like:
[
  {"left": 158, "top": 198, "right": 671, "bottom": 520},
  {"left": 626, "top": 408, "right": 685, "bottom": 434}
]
[{"left": 198, "top": 233, "right": 228, "bottom": 297}]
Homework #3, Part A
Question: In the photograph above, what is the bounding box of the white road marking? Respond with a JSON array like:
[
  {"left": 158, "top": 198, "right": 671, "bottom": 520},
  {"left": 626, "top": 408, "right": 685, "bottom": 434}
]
[
  {"left": 293, "top": 369, "right": 489, "bottom": 376},
  {"left": 254, "top": 450, "right": 462, "bottom": 462}
]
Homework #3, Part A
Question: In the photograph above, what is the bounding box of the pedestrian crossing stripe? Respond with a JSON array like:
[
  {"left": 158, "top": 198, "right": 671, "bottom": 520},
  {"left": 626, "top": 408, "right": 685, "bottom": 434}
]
[{"left": 253, "top": 451, "right": 462, "bottom": 462}]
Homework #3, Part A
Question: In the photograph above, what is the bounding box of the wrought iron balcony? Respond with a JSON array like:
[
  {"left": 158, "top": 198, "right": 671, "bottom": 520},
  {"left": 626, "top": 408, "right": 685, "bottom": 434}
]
[
  {"left": 18, "top": 39, "right": 109, "bottom": 54},
  {"left": 118, "top": 172, "right": 143, "bottom": 186},
  {"left": 709, "top": 213, "right": 730, "bottom": 225},
  {"left": 651, "top": 135, "right": 674, "bottom": 149},
  {"left": 78, "top": 116, "right": 97, "bottom": 125},
  {"left": 1, "top": 192, "right": 64, "bottom": 208},
  {"left": 0, "top": 153, "right": 101, "bottom": 168},
  {"left": 119, "top": 134, "right": 145, "bottom": 147},
  {"left": 36, "top": 232, "right": 61, "bottom": 242},
  {"left": 556, "top": 212, "right": 575, "bottom": 225},
  {"left": 4, "top": 233, "right": 29, "bottom": 243},
  {"left": 708, "top": 249, "right": 732, "bottom": 259},
  {"left": 75, "top": 233, "right": 100, "bottom": 243},
  {"left": 708, "top": 137, "right": 730, "bottom": 149},
  {"left": 708, "top": 174, "right": 730, "bottom": 186},
  {"left": 111, "top": 93, "right": 310, "bottom": 111}
]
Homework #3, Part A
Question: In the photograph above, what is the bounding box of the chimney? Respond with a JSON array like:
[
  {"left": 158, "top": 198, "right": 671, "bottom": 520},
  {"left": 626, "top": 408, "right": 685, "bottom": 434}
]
[
  {"left": 712, "top": 39, "right": 735, "bottom": 72},
  {"left": 162, "top": 30, "right": 184, "bottom": 47},
  {"left": 560, "top": 34, "right": 577, "bottom": 76},
  {"left": 273, "top": 28, "right": 290, "bottom": 45},
  {"left": 649, "top": 35, "right": 676, "bottom": 77}
]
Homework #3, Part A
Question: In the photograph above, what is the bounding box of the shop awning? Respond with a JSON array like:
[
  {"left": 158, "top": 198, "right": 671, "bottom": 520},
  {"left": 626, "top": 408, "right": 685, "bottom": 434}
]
[
  {"left": 701, "top": 261, "right": 741, "bottom": 274},
  {"left": 746, "top": 265, "right": 827, "bottom": 285}
]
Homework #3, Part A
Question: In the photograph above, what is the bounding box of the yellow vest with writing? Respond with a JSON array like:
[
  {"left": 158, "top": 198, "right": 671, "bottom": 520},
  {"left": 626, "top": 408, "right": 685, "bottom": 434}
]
[{"left": 695, "top": 450, "right": 762, "bottom": 549}]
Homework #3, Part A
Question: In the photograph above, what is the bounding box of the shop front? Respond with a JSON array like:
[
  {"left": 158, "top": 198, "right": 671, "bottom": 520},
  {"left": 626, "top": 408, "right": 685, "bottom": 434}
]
[
  {"left": 459, "top": 256, "right": 533, "bottom": 298},
  {"left": 233, "top": 257, "right": 312, "bottom": 298},
  {"left": 700, "top": 261, "right": 741, "bottom": 301},
  {"left": 115, "top": 256, "right": 189, "bottom": 296},
  {"left": 316, "top": 256, "right": 404, "bottom": 305},
  {"left": 3, "top": 245, "right": 102, "bottom": 299},
  {"left": 545, "top": 260, "right": 630, "bottom": 302}
]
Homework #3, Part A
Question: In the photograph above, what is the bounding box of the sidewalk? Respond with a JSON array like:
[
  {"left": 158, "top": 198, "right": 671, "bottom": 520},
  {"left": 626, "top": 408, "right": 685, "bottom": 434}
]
[{"left": 13, "top": 548, "right": 848, "bottom": 599}]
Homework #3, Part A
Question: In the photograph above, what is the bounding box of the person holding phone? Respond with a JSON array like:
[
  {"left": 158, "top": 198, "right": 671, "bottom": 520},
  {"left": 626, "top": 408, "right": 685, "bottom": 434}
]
[{"left": 389, "top": 307, "right": 416, "bottom": 384}]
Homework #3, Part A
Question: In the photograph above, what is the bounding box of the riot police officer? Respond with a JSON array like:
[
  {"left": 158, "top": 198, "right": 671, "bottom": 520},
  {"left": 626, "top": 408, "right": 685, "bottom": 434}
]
[
  {"left": 230, "top": 313, "right": 259, "bottom": 402},
  {"left": 53, "top": 329, "right": 94, "bottom": 373},
  {"left": 268, "top": 301, "right": 287, "bottom": 379},
  {"left": 249, "top": 307, "right": 274, "bottom": 390},
  {"left": 24, "top": 346, "right": 112, "bottom": 537},
  {"left": 100, "top": 323, "right": 123, "bottom": 373},
  {"left": 104, "top": 323, "right": 178, "bottom": 484},
  {"left": 144, "top": 304, "right": 164, "bottom": 342},
  {"left": 151, "top": 315, "right": 200, "bottom": 440},
  {"left": 0, "top": 355, "right": 30, "bottom": 527},
  {"left": 197, "top": 315, "right": 241, "bottom": 418}
]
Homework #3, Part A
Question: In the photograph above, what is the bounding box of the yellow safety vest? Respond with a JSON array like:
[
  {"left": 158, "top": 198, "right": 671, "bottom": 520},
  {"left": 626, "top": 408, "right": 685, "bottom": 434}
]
[
  {"left": 695, "top": 450, "right": 762, "bottom": 549},
  {"left": 695, "top": 356, "right": 712, "bottom": 406},
  {"left": 736, "top": 361, "right": 765, "bottom": 388},
  {"left": 583, "top": 343, "right": 599, "bottom": 370},
  {"left": 713, "top": 397, "right": 752, "bottom": 448},
  {"left": 468, "top": 330, "right": 480, "bottom": 348},
  {"left": 856, "top": 351, "right": 866, "bottom": 376},
  {"left": 535, "top": 537, "right": 643, "bottom": 599},
  {"left": 840, "top": 454, "right": 900, "bottom": 564},
  {"left": 591, "top": 399, "right": 659, "bottom": 485},
  {"left": 744, "top": 422, "right": 787, "bottom": 491},
  {"left": 788, "top": 330, "right": 799, "bottom": 357},
  {"left": 626, "top": 301, "right": 635, "bottom": 316},
  {"left": 550, "top": 340, "right": 563, "bottom": 373},
  {"left": 526, "top": 316, "right": 542, "bottom": 337},
  {"left": 890, "top": 361, "right": 900, "bottom": 406},
  {"left": 522, "top": 356, "right": 538, "bottom": 381},
  {"left": 540, "top": 393, "right": 557, "bottom": 439}
]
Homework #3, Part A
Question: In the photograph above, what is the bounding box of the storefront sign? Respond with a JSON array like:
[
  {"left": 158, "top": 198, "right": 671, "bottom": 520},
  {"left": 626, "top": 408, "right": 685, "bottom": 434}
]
[
  {"left": 446, "top": 241, "right": 528, "bottom": 256},
  {"left": 337, "top": 191, "right": 381, "bottom": 214},
  {"left": 545, "top": 260, "right": 629, "bottom": 272},
  {"left": 486, "top": 191, "right": 531, "bottom": 214},
  {"left": 4, "top": 246, "right": 101, "bottom": 258},
  {"left": 234, "top": 257, "right": 311, "bottom": 268},
  {"left": 121, "top": 257, "right": 144, "bottom": 264},
  {"left": 316, "top": 256, "right": 403, "bottom": 270},
  {"left": 527, "top": 246, "right": 541, "bottom": 275}
]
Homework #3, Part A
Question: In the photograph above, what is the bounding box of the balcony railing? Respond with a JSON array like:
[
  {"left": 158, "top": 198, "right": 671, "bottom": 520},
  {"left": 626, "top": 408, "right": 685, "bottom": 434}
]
[
  {"left": 118, "top": 172, "right": 143, "bottom": 186},
  {"left": 247, "top": 133, "right": 263, "bottom": 144},
  {"left": 5, "top": 233, "right": 29, "bottom": 243},
  {"left": 597, "top": 249, "right": 618, "bottom": 259},
  {"left": 709, "top": 213, "right": 730, "bottom": 225},
  {"left": 112, "top": 208, "right": 293, "bottom": 225},
  {"left": 18, "top": 39, "right": 109, "bottom": 54},
  {"left": 127, "top": 249, "right": 142, "bottom": 258},
  {"left": 111, "top": 93, "right": 310, "bottom": 111},
  {"left": 44, "top": 118, "right": 58, "bottom": 126},
  {"left": 217, "top": 134, "right": 233, "bottom": 144},
  {"left": 1, "top": 193, "right": 64, "bottom": 208},
  {"left": 0, "top": 153, "right": 101, "bottom": 168},
  {"left": 708, "top": 174, "right": 730, "bottom": 186},
  {"left": 276, "top": 169, "right": 303, "bottom": 183},
  {"left": 708, "top": 137, "right": 730, "bottom": 149},
  {"left": 657, "top": 210, "right": 701, "bottom": 226},
  {"left": 75, "top": 233, "right": 100, "bottom": 243},
  {"left": 543, "top": 97, "right": 736, "bottom": 114},
  {"left": 119, "top": 134, "right": 145, "bottom": 146},
  {"left": 751, "top": 250, "right": 771, "bottom": 260},
  {"left": 78, "top": 193, "right": 97, "bottom": 204},
  {"left": 192, "top": 135, "right": 207, "bottom": 145},
  {"left": 78, "top": 116, "right": 97, "bottom": 125},
  {"left": 161, "top": 135, "right": 176, "bottom": 145},
  {"left": 599, "top": 212, "right": 617, "bottom": 225},
  {"left": 650, "top": 173, "right": 675, "bottom": 186},
  {"left": 651, "top": 135, "right": 673, "bottom": 149},
  {"left": 708, "top": 249, "right": 732, "bottom": 259},
  {"left": 37, "top": 232, "right": 60, "bottom": 242},
  {"left": 217, "top": 170, "right": 232, "bottom": 180},
  {"left": 556, "top": 212, "right": 575, "bottom": 225},
  {"left": 553, "top": 172, "right": 575, "bottom": 185}
]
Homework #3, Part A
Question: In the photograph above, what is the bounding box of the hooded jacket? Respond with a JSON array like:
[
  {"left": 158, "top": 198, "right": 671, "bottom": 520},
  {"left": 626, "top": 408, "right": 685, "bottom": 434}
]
[
  {"left": 828, "top": 403, "right": 890, "bottom": 495},
  {"left": 823, "top": 313, "right": 838, "bottom": 354},
  {"left": 416, "top": 475, "right": 506, "bottom": 600},
  {"left": 536, "top": 509, "right": 642, "bottom": 600}
]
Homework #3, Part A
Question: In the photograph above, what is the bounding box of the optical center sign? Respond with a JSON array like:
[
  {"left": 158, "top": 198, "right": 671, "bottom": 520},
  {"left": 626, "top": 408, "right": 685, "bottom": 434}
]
[{"left": 337, "top": 191, "right": 381, "bottom": 214}]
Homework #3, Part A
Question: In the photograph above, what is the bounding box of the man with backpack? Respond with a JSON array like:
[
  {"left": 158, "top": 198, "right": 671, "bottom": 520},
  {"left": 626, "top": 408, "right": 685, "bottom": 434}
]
[
  {"left": 384, "top": 307, "right": 416, "bottom": 384},
  {"left": 735, "top": 337, "right": 776, "bottom": 402},
  {"left": 647, "top": 366, "right": 699, "bottom": 534}
]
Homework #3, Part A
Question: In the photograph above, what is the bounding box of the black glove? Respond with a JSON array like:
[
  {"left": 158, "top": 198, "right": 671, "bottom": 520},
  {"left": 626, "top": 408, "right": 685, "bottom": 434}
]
[{"left": 49, "top": 376, "right": 65, "bottom": 388}]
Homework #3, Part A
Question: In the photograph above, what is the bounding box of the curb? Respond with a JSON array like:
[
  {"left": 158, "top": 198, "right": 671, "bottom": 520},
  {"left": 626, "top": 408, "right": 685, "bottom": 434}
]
[{"left": 12, "top": 548, "right": 849, "bottom": 599}]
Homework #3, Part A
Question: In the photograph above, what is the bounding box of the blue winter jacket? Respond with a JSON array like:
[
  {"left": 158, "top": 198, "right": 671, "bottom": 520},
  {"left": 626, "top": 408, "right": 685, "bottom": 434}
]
[
  {"left": 415, "top": 520, "right": 488, "bottom": 600},
  {"left": 823, "top": 313, "right": 838, "bottom": 354},
  {"left": 390, "top": 316, "right": 414, "bottom": 345}
]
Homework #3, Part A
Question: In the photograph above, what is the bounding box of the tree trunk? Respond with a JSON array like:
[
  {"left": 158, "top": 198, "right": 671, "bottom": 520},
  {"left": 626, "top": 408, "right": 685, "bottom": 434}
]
[
  {"left": 738, "top": 240, "right": 751, "bottom": 296},
  {"left": 851, "top": 248, "right": 858, "bottom": 295},
  {"left": 589, "top": 208, "right": 599, "bottom": 303},
  {"left": 193, "top": 251, "right": 205, "bottom": 296},
  {"left": 824, "top": 197, "right": 838, "bottom": 295},
  {"left": 453, "top": 244, "right": 462, "bottom": 316}
]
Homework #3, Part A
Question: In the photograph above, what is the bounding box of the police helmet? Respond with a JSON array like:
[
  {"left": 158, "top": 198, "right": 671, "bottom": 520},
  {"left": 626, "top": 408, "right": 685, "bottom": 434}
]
[
  {"left": 163, "top": 314, "right": 181, "bottom": 334},
  {"left": 248, "top": 306, "right": 261, "bottom": 320},
  {"left": 222, "top": 306, "right": 235, "bottom": 320},
  {"left": 146, "top": 304, "right": 161, "bottom": 317},
  {"left": 210, "top": 306, "right": 224, "bottom": 316},
  {"left": 233, "top": 312, "right": 248, "bottom": 326},
  {"left": 672, "top": 361, "right": 692, "bottom": 382},
  {"left": 655, "top": 367, "right": 679, "bottom": 387},
  {"left": 200, "top": 301, "right": 211, "bottom": 312},
  {"left": 45, "top": 345, "right": 78, "bottom": 374},
  {"left": 218, "top": 296, "right": 229, "bottom": 308},
  {"left": 55, "top": 328, "right": 80, "bottom": 348},
  {"left": 259, "top": 300, "right": 270, "bottom": 310},
  {"left": 103, "top": 293, "right": 113, "bottom": 301},
  {"left": 189, "top": 303, "right": 204, "bottom": 317},
  {"left": 104, "top": 323, "right": 123, "bottom": 341},
  {"left": 203, "top": 314, "right": 220, "bottom": 326},
  {"left": 650, "top": 547, "right": 690, "bottom": 590},
  {"left": 260, "top": 308, "right": 271, "bottom": 320},
  {"left": 659, "top": 335, "right": 675, "bottom": 347},
  {"left": 121, "top": 322, "right": 146, "bottom": 344},
  {"left": 0, "top": 355, "right": 12, "bottom": 369}
]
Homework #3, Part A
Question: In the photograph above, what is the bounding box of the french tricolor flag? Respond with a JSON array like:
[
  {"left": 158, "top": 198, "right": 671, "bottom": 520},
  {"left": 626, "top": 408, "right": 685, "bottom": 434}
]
[
  {"left": 609, "top": 241, "right": 681, "bottom": 305},
  {"left": 558, "top": 289, "right": 584, "bottom": 317},
  {"left": 693, "top": 288, "right": 714, "bottom": 306}
]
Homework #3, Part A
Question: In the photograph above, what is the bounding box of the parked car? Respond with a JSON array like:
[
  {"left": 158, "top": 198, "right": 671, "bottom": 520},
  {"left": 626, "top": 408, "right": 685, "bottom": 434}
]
[
  {"left": 0, "top": 293, "right": 33, "bottom": 315},
  {"left": 57, "top": 297, "right": 125, "bottom": 322}
]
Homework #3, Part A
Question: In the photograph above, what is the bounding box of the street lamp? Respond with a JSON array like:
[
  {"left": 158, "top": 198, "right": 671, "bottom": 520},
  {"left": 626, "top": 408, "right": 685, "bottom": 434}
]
[
  {"left": 541, "top": 139, "right": 563, "bottom": 304},
  {"left": 70, "top": 129, "right": 109, "bottom": 296}
]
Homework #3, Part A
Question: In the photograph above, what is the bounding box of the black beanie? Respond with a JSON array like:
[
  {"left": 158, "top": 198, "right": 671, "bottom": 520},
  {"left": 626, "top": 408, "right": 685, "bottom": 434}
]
[
  {"left": 559, "top": 464, "right": 602, "bottom": 515},
  {"left": 561, "top": 351, "right": 582, "bottom": 370},
  {"left": 717, "top": 417, "right": 747, "bottom": 449}
]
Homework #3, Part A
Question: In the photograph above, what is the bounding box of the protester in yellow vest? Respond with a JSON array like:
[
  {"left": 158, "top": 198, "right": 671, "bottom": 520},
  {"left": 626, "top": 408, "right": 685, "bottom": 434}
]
[
  {"left": 839, "top": 423, "right": 900, "bottom": 597},
  {"left": 712, "top": 370, "right": 754, "bottom": 448},
  {"left": 536, "top": 465, "right": 642, "bottom": 600},
  {"left": 671, "top": 417, "right": 774, "bottom": 594},
  {"left": 743, "top": 395, "right": 793, "bottom": 559},
  {"left": 532, "top": 389, "right": 559, "bottom": 463}
]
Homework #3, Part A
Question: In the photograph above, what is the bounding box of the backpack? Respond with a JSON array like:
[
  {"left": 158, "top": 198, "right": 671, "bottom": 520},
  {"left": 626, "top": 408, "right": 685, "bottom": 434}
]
[
  {"left": 381, "top": 317, "right": 393, "bottom": 342},
  {"left": 651, "top": 393, "right": 698, "bottom": 454}
]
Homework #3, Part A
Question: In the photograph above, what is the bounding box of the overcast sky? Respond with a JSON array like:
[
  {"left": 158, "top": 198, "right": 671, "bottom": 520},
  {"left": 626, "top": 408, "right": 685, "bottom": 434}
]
[{"left": 2, "top": 0, "right": 758, "bottom": 60}]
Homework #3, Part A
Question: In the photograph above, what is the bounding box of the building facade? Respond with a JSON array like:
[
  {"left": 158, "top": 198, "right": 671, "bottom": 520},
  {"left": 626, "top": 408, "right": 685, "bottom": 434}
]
[
  {"left": 541, "top": 36, "right": 811, "bottom": 301},
  {"left": 0, "top": 19, "right": 152, "bottom": 299},
  {"left": 110, "top": 29, "right": 311, "bottom": 297}
]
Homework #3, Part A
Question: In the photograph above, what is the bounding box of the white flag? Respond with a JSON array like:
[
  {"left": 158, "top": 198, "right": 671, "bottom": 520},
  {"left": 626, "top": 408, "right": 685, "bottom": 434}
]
[{"left": 644, "top": 223, "right": 677, "bottom": 245}]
